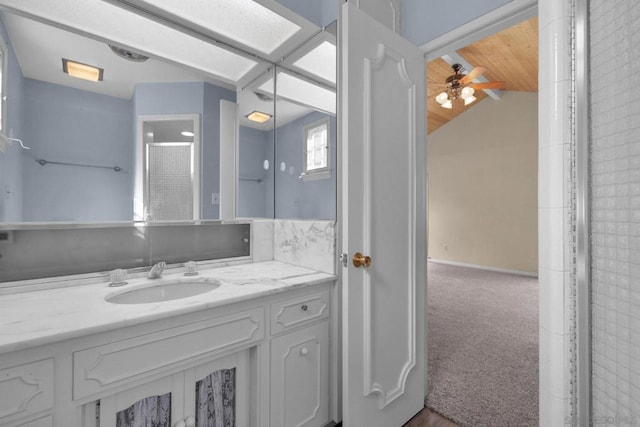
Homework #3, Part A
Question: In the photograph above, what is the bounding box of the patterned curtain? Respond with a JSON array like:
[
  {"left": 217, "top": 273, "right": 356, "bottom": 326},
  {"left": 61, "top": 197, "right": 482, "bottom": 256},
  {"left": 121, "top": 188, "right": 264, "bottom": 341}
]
[
  {"left": 195, "top": 368, "right": 236, "bottom": 427},
  {"left": 116, "top": 392, "right": 171, "bottom": 427}
]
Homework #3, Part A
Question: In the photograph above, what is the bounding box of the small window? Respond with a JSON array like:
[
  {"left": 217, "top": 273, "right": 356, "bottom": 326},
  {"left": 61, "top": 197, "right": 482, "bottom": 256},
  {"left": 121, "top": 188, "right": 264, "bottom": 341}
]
[{"left": 303, "top": 118, "right": 330, "bottom": 180}]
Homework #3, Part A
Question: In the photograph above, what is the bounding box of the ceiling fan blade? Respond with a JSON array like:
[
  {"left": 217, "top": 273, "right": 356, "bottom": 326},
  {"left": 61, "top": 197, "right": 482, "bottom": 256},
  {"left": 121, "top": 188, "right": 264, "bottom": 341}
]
[
  {"left": 427, "top": 80, "right": 447, "bottom": 86},
  {"left": 459, "top": 66, "right": 487, "bottom": 84},
  {"left": 468, "top": 81, "right": 505, "bottom": 90}
]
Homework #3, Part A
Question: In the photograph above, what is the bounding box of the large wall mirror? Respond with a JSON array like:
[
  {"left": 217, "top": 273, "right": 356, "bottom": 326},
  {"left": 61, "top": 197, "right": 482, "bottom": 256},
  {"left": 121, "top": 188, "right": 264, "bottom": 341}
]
[{"left": 0, "top": 0, "right": 337, "bottom": 225}]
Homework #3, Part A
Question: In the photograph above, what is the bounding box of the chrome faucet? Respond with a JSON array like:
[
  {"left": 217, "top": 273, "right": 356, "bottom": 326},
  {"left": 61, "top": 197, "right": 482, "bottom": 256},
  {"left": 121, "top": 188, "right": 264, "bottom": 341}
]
[{"left": 148, "top": 262, "right": 166, "bottom": 279}]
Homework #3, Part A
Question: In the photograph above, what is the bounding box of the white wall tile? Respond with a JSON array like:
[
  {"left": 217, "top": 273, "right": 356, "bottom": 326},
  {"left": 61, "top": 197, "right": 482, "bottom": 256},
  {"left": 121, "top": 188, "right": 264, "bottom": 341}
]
[
  {"left": 538, "top": 207, "right": 568, "bottom": 272},
  {"left": 538, "top": 3, "right": 573, "bottom": 424},
  {"left": 538, "top": 80, "right": 572, "bottom": 149},
  {"left": 539, "top": 385, "right": 569, "bottom": 427},
  {"left": 539, "top": 144, "right": 570, "bottom": 209},
  {"left": 540, "top": 326, "right": 567, "bottom": 399},
  {"left": 539, "top": 0, "right": 573, "bottom": 28},
  {"left": 539, "top": 267, "right": 566, "bottom": 334},
  {"left": 590, "top": 0, "right": 640, "bottom": 417}
]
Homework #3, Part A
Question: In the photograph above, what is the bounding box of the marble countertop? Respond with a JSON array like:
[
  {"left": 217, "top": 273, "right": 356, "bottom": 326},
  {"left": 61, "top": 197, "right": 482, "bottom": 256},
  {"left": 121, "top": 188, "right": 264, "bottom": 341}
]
[{"left": 0, "top": 261, "right": 336, "bottom": 354}]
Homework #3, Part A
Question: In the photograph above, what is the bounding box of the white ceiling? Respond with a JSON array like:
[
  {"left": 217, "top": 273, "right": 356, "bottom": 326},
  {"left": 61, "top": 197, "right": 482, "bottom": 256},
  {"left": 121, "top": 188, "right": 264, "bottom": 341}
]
[{"left": 2, "top": 12, "right": 233, "bottom": 99}]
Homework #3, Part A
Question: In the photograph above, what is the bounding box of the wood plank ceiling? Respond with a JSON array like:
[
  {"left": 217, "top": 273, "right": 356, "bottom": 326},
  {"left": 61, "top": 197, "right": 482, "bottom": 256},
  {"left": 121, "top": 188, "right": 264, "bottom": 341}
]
[{"left": 427, "top": 16, "right": 538, "bottom": 134}]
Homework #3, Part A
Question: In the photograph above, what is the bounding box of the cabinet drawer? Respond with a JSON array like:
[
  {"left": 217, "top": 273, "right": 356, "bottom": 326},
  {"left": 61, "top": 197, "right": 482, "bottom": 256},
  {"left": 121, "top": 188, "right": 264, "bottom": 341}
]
[
  {"left": 73, "top": 307, "right": 264, "bottom": 400},
  {"left": 0, "top": 359, "right": 54, "bottom": 422},
  {"left": 270, "top": 290, "right": 330, "bottom": 335}
]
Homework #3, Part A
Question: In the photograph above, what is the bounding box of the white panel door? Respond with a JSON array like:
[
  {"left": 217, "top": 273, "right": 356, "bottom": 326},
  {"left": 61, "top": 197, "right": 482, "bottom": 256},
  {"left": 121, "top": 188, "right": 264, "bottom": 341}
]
[{"left": 340, "top": 3, "right": 427, "bottom": 427}]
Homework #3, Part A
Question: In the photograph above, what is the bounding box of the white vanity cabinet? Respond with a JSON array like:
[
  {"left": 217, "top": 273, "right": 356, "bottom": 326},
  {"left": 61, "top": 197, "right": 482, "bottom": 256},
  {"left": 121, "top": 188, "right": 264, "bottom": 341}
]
[
  {"left": 99, "top": 352, "right": 249, "bottom": 427},
  {"left": 269, "top": 291, "right": 331, "bottom": 427},
  {"left": 0, "top": 278, "right": 334, "bottom": 427},
  {"left": 0, "top": 359, "right": 55, "bottom": 427}
]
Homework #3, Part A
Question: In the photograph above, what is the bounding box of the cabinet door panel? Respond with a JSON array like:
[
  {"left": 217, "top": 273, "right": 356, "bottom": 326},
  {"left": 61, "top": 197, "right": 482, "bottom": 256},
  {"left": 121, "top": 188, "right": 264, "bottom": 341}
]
[
  {"left": 100, "top": 373, "right": 184, "bottom": 427},
  {"left": 270, "top": 322, "right": 329, "bottom": 427},
  {"left": 0, "top": 359, "right": 54, "bottom": 422},
  {"left": 184, "top": 352, "right": 249, "bottom": 427}
]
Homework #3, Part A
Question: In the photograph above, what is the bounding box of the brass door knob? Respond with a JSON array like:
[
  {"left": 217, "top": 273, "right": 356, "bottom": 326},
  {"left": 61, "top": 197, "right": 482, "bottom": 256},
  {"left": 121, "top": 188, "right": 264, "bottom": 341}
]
[{"left": 353, "top": 252, "right": 372, "bottom": 268}]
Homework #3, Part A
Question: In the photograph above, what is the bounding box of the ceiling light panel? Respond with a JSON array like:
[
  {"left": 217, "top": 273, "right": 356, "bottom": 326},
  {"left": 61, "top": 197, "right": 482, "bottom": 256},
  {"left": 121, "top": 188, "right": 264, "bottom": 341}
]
[
  {"left": 62, "top": 58, "right": 103, "bottom": 81},
  {"left": 259, "top": 72, "right": 336, "bottom": 115},
  {"left": 0, "top": 0, "right": 258, "bottom": 83},
  {"left": 126, "top": 0, "right": 301, "bottom": 55},
  {"left": 246, "top": 111, "right": 272, "bottom": 124},
  {"left": 292, "top": 41, "right": 336, "bottom": 84}
]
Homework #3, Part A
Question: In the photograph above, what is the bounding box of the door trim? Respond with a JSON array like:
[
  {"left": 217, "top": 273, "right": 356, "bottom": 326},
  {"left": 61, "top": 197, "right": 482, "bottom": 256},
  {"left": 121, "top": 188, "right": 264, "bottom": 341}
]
[
  {"left": 419, "top": 0, "right": 537, "bottom": 61},
  {"left": 420, "top": 0, "right": 589, "bottom": 425}
]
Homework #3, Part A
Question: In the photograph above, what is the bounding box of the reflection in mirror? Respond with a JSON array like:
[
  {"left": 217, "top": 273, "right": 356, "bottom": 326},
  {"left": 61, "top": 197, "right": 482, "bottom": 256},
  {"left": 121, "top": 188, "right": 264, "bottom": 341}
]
[
  {"left": 0, "top": 9, "right": 251, "bottom": 222},
  {"left": 274, "top": 68, "right": 336, "bottom": 220},
  {"left": 274, "top": 22, "right": 337, "bottom": 220},
  {"left": 139, "top": 116, "right": 199, "bottom": 222},
  {"left": 237, "top": 68, "right": 275, "bottom": 218},
  {"left": 0, "top": 0, "right": 337, "bottom": 224}
]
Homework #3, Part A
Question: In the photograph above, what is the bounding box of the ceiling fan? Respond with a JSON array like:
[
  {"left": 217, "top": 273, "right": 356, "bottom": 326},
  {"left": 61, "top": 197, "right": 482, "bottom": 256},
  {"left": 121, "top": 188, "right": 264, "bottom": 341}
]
[{"left": 432, "top": 63, "right": 505, "bottom": 109}]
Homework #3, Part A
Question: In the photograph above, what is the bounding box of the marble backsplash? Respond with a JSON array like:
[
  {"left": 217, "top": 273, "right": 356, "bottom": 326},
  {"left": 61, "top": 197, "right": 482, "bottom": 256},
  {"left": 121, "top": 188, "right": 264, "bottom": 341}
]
[
  {"left": 249, "top": 219, "right": 335, "bottom": 274},
  {"left": 273, "top": 220, "right": 335, "bottom": 274}
]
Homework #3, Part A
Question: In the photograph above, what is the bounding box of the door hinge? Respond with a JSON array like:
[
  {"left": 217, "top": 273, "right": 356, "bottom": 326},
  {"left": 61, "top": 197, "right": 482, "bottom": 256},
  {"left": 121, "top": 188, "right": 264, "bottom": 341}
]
[{"left": 339, "top": 253, "right": 349, "bottom": 267}]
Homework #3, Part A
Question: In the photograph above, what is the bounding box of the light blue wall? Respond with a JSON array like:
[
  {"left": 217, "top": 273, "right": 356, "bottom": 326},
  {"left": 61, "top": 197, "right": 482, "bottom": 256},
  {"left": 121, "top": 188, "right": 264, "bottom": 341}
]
[
  {"left": 21, "top": 79, "right": 133, "bottom": 221},
  {"left": 133, "top": 82, "right": 236, "bottom": 219},
  {"left": 275, "top": 111, "right": 336, "bottom": 219},
  {"left": 401, "top": 0, "right": 513, "bottom": 46},
  {"left": 238, "top": 126, "right": 274, "bottom": 218},
  {"left": 274, "top": 0, "right": 337, "bottom": 27},
  {"left": 203, "top": 83, "right": 236, "bottom": 219},
  {"left": 0, "top": 16, "right": 25, "bottom": 221}
]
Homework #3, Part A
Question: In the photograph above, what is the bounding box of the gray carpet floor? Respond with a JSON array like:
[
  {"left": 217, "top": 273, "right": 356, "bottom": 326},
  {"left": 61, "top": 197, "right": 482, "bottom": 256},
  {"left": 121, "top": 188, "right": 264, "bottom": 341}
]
[{"left": 426, "top": 261, "right": 539, "bottom": 427}]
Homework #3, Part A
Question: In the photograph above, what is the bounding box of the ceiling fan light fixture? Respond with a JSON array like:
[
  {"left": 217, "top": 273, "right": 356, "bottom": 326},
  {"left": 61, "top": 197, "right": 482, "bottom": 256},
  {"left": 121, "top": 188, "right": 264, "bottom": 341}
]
[
  {"left": 442, "top": 100, "right": 453, "bottom": 109},
  {"left": 461, "top": 86, "right": 475, "bottom": 99},
  {"left": 464, "top": 95, "right": 477, "bottom": 106},
  {"left": 435, "top": 92, "right": 449, "bottom": 105}
]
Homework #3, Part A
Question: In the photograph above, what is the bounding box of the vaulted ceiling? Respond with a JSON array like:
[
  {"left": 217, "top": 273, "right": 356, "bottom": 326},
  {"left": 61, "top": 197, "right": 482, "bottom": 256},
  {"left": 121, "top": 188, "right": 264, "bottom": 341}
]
[{"left": 427, "top": 16, "right": 538, "bottom": 134}]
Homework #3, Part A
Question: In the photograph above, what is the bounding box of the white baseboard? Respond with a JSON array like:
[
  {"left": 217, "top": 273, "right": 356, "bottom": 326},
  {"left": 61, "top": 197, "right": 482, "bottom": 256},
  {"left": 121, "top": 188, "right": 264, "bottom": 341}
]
[{"left": 427, "top": 258, "right": 538, "bottom": 278}]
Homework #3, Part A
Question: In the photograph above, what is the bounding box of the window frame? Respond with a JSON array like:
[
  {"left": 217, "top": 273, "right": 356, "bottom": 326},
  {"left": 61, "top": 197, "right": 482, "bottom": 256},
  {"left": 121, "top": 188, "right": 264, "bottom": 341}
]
[{"left": 302, "top": 117, "right": 330, "bottom": 181}]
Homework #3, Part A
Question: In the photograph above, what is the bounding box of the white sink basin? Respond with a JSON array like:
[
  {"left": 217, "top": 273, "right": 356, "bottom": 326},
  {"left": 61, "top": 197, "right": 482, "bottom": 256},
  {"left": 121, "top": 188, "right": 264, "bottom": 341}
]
[{"left": 105, "top": 278, "right": 221, "bottom": 304}]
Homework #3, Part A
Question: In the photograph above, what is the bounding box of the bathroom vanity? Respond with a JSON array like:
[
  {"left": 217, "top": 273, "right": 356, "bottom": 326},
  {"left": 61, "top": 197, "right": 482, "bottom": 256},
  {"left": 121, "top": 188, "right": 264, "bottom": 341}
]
[{"left": 0, "top": 261, "right": 336, "bottom": 427}]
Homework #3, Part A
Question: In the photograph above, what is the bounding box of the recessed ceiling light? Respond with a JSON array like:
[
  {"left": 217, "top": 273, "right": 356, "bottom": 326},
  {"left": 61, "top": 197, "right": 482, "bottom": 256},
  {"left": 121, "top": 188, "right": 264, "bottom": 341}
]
[
  {"left": 246, "top": 111, "right": 272, "bottom": 124},
  {"left": 62, "top": 58, "right": 103, "bottom": 82},
  {"left": 181, "top": 131, "right": 195, "bottom": 137}
]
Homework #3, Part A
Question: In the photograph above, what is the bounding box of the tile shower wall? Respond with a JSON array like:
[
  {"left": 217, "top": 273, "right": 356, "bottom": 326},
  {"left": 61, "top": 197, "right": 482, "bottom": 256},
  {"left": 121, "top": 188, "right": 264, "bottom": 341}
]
[
  {"left": 0, "top": 223, "right": 249, "bottom": 283},
  {"left": 589, "top": 0, "right": 640, "bottom": 419}
]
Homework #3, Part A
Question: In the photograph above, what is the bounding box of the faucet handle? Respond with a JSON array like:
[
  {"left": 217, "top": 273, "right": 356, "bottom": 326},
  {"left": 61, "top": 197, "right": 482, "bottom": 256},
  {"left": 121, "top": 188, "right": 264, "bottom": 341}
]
[
  {"left": 184, "top": 260, "right": 198, "bottom": 276},
  {"left": 148, "top": 261, "right": 166, "bottom": 279},
  {"left": 109, "top": 268, "right": 128, "bottom": 287}
]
